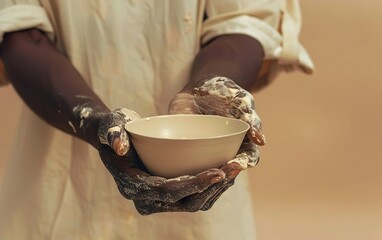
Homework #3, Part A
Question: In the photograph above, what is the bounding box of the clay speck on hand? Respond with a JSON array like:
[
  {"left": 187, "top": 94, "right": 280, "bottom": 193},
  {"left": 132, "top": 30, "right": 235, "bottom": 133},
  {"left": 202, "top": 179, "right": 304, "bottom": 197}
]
[{"left": 68, "top": 121, "right": 77, "bottom": 133}]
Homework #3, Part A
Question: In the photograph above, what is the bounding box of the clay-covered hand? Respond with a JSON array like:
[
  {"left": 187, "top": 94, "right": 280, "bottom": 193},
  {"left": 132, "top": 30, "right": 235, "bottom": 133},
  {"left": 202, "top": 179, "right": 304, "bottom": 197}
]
[
  {"left": 169, "top": 76, "right": 266, "bottom": 174},
  {"left": 97, "top": 108, "right": 227, "bottom": 215}
]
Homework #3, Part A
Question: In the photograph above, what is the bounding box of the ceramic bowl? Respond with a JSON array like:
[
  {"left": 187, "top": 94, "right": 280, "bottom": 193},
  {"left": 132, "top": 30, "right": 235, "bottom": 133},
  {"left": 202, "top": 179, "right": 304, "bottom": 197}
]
[{"left": 124, "top": 114, "right": 249, "bottom": 178}]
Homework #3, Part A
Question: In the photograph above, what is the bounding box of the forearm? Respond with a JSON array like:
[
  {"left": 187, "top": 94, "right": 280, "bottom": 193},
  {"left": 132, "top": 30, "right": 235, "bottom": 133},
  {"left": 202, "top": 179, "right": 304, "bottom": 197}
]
[
  {"left": 0, "top": 29, "right": 108, "bottom": 148},
  {"left": 188, "top": 34, "right": 264, "bottom": 91}
]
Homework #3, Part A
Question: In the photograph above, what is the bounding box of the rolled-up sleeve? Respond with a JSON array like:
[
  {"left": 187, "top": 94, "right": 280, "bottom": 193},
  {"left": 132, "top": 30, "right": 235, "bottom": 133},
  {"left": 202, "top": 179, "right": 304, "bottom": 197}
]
[
  {"left": 202, "top": 0, "right": 314, "bottom": 83},
  {"left": 0, "top": 1, "right": 54, "bottom": 86}
]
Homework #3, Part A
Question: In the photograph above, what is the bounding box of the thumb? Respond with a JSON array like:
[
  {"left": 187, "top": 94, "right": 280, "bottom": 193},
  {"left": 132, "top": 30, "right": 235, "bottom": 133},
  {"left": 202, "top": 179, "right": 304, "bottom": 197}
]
[
  {"left": 99, "top": 122, "right": 130, "bottom": 156},
  {"left": 248, "top": 124, "right": 266, "bottom": 146},
  {"left": 110, "top": 127, "right": 130, "bottom": 156},
  {"left": 98, "top": 108, "right": 140, "bottom": 156},
  {"left": 246, "top": 112, "right": 266, "bottom": 146}
]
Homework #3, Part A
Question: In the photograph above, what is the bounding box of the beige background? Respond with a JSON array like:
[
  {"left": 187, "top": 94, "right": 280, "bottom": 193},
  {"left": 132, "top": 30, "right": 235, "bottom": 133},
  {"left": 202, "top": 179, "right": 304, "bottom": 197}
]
[{"left": 1, "top": 1, "right": 381, "bottom": 239}]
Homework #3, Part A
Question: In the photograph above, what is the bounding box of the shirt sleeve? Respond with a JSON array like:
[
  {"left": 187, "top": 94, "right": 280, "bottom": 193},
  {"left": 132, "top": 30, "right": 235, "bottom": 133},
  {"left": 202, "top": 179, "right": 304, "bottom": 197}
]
[
  {"left": 0, "top": 0, "right": 54, "bottom": 86},
  {"left": 202, "top": 0, "right": 314, "bottom": 83}
]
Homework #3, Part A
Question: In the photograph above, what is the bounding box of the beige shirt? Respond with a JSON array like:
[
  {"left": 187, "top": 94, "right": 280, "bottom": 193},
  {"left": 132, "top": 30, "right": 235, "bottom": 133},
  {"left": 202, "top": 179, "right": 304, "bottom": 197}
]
[{"left": 0, "top": 1, "right": 313, "bottom": 239}]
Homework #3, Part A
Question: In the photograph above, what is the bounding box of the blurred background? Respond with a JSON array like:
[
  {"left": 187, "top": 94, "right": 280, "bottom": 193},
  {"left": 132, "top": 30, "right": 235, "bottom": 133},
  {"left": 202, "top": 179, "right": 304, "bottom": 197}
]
[{"left": 1, "top": 1, "right": 381, "bottom": 239}]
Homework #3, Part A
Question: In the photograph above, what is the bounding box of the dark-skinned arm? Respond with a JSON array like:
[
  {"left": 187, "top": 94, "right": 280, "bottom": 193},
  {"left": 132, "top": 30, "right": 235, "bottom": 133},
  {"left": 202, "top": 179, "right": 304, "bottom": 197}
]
[
  {"left": 188, "top": 34, "right": 265, "bottom": 91},
  {"left": 0, "top": 28, "right": 229, "bottom": 214},
  {"left": 0, "top": 29, "right": 108, "bottom": 148}
]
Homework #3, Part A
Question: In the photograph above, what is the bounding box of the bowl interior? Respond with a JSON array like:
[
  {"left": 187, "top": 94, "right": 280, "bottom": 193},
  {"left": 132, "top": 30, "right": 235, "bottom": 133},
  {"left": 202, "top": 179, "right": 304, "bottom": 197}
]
[{"left": 124, "top": 114, "right": 249, "bottom": 140}]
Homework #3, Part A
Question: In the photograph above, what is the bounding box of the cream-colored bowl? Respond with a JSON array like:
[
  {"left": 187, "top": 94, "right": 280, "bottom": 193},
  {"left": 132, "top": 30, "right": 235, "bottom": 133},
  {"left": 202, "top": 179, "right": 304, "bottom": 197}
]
[{"left": 124, "top": 114, "right": 249, "bottom": 178}]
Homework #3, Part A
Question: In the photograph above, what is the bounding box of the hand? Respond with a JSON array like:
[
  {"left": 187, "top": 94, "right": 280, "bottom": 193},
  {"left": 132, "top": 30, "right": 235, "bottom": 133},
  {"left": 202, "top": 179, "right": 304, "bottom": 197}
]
[
  {"left": 169, "top": 76, "right": 266, "bottom": 177},
  {"left": 97, "top": 108, "right": 228, "bottom": 215}
]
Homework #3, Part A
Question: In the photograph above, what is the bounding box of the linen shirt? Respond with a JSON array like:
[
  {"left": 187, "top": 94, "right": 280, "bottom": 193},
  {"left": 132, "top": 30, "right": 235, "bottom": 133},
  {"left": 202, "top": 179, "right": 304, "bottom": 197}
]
[{"left": 0, "top": 1, "right": 313, "bottom": 239}]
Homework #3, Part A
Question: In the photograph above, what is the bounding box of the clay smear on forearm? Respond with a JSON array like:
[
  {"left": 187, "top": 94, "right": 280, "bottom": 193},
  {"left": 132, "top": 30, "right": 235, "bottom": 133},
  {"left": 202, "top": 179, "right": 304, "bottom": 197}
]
[{"left": 72, "top": 103, "right": 95, "bottom": 132}]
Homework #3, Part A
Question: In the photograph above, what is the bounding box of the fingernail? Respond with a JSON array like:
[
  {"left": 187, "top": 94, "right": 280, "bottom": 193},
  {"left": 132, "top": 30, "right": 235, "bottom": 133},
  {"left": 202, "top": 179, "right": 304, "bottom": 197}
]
[
  {"left": 117, "top": 142, "right": 129, "bottom": 156},
  {"left": 113, "top": 138, "right": 130, "bottom": 156}
]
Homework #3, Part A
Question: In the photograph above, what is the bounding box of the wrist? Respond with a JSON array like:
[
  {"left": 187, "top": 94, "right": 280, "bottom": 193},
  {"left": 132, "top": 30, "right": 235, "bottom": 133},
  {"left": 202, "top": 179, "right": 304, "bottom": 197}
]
[{"left": 73, "top": 103, "right": 109, "bottom": 148}]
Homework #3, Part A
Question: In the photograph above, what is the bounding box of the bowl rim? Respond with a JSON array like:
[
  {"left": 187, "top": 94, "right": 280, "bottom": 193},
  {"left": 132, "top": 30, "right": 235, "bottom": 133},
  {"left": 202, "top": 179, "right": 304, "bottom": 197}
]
[{"left": 124, "top": 114, "right": 250, "bottom": 141}]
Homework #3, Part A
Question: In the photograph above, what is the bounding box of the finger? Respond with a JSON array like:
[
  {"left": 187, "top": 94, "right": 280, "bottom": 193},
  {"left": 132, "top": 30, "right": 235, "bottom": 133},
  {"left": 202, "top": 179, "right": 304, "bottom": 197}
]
[
  {"left": 201, "top": 179, "right": 234, "bottom": 211},
  {"left": 134, "top": 199, "right": 189, "bottom": 215},
  {"left": 134, "top": 180, "right": 229, "bottom": 215},
  {"left": 133, "top": 197, "right": 206, "bottom": 215},
  {"left": 221, "top": 162, "right": 243, "bottom": 179},
  {"left": 228, "top": 94, "right": 266, "bottom": 146},
  {"left": 111, "top": 109, "right": 140, "bottom": 155},
  {"left": 230, "top": 137, "right": 260, "bottom": 170},
  {"left": 106, "top": 126, "right": 130, "bottom": 156},
  {"left": 114, "top": 166, "right": 226, "bottom": 203},
  {"left": 223, "top": 78, "right": 266, "bottom": 146},
  {"left": 247, "top": 124, "right": 266, "bottom": 146},
  {"left": 98, "top": 116, "right": 129, "bottom": 155},
  {"left": 141, "top": 168, "right": 226, "bottom": 203},
  {"left": 229, "top": 151, "right": 259, "bottom": 170},
  {"left": 100, "top": 125, "right": 130, "bottom": 156},
  {"left": 235, "top": 101, "right": 266, "bottom": 146},
  {"left": 111, "top": 129, "right": 130, "bottom": 156}
]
